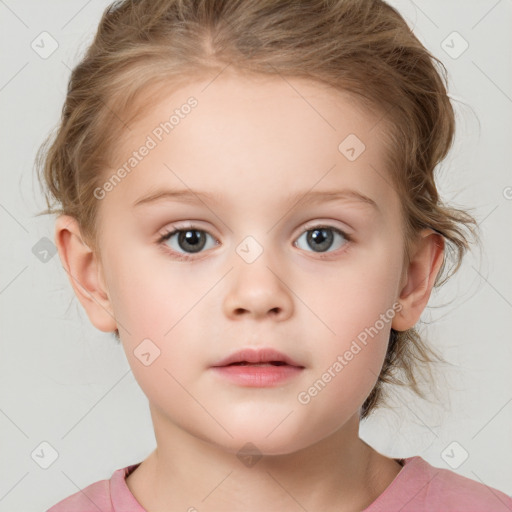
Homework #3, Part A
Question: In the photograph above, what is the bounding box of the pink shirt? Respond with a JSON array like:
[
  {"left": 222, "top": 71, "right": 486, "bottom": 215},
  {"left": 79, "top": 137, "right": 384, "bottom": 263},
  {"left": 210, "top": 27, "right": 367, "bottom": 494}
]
[{"left": 47, "top": 456, "right": 512, "bottom": 511}]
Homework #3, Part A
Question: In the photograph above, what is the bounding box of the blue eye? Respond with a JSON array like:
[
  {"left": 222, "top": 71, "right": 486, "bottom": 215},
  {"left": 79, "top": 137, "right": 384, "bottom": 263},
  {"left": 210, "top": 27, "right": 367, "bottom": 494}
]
[{"left": 294, "top": 225, "right": 350, "bottom": 254}]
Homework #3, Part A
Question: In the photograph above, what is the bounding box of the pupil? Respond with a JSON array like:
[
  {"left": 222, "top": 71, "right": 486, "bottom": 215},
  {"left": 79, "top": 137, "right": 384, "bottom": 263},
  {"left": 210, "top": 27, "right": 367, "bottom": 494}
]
[
  {"left": 179, "top": 230, "right": 206, "bottom": 253},
  {"left": 308, "top": 228, "right": 333, "bottom": 252}
]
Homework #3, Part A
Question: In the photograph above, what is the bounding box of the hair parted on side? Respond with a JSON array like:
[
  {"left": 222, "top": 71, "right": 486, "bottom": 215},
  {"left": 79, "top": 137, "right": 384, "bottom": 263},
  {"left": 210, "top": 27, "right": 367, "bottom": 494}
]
[{"left": 35, "top": 0, "right": 479, "bottom": 420}]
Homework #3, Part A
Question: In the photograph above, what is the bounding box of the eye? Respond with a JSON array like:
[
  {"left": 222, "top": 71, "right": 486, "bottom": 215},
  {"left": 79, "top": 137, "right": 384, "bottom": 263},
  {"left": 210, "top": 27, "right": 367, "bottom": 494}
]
[
  {"left": 158, "top": 226, "right": 218, "bottom": 260},
  {"left": 294, "top": 225, "right": 351, "bottom": 254},
  {"left": 158, "top": 223, "right": 351, "bottom": 261}
]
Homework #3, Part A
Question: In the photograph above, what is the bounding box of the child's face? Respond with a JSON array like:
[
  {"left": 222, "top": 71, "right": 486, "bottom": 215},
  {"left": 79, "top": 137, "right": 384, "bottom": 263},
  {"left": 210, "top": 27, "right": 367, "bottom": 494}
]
[{"left": 94, "top": 72, "right": 407, "bottom": 454}]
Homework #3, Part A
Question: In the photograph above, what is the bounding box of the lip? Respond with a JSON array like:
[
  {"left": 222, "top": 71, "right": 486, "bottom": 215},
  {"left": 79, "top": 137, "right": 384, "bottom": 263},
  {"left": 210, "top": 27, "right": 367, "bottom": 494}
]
[
  {"left": 210, "top": 347, "right": 305, "bottom": 388},
  {"left": 211, "top": 347, "right": 304, "bottom": 368},
  {"left": 211, "top": 364, "right": 303, "bottom": 387}
]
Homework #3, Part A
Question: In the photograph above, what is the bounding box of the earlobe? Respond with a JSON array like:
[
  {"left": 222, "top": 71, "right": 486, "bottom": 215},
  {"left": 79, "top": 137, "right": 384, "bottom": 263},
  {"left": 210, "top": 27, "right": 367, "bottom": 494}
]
[
  {"left": 392, "top": 229, "right": 445, "bottom": 332},
  {"left": 54, "top": 215, "right": 118, "bottom": 333}
]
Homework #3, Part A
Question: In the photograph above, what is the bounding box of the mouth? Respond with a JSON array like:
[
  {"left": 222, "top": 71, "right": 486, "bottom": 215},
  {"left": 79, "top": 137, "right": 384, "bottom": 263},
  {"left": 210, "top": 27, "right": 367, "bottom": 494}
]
[
  {"left": 225, "top": 361, "right": 289, "bottom": 366},
  {"left": 212, "top": 348, "right": 304, "bottom": 369},
  {"left": 210, "top": 348, "right": 305, "bottom": 387}
]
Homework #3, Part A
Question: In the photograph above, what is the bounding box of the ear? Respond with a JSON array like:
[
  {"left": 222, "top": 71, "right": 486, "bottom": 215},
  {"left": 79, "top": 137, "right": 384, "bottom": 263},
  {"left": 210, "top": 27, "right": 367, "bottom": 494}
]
[
  {"left": 54, "top": 215, "right": 117, "bottom": 332},
  {"left": 392, "top": 228, "right": 445, "bottom": 332}
]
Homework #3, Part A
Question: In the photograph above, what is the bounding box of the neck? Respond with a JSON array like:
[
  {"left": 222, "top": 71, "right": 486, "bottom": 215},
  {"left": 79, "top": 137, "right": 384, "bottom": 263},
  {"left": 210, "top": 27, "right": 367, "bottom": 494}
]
[{"left": 126, "top": 408, "right": 402, "bottom": 512}]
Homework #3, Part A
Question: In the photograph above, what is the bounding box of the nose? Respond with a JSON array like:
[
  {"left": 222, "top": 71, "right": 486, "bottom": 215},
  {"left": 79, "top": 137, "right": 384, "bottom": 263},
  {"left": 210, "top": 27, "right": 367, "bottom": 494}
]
[{"left": 222, "top": 258, "right": 294, "bottom": 321}]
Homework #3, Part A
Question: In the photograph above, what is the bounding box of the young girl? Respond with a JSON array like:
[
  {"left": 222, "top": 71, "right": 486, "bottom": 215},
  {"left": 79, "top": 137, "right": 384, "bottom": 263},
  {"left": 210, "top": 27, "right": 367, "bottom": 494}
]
[{"left": 37, "top": 0, "right": 511, "bottom": 510}]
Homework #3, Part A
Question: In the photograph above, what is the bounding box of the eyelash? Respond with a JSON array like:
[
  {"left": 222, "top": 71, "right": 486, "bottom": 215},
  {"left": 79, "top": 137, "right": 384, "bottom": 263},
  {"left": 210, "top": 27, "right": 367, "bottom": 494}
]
[{"left": 157, "top": 223, "right": 353, "bottom": 262}]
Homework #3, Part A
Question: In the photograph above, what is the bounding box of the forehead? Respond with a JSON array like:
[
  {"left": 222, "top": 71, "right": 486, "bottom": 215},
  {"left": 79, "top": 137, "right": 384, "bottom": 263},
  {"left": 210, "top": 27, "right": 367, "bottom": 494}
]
[{"left": 104, "top": 71, "right": 398, "bottom": 216}]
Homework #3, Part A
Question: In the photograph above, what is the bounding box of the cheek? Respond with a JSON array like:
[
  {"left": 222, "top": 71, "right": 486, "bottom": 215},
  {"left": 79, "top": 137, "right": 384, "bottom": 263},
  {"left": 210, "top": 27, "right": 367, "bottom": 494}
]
[
  {"left": 104, "top": 247, "right": 214, "bottom": 375},
  {"left": 295, "top": 294, "right": 395, "bottom": 435},
  {"left": 303, "top": 246, "right": 403, "bottom": 399},
  {"left": 105, "top": 254, "right": 207, "bottom": 415},
  {"left": 104, "top": 244, "right": 201, "bottom": 336}
]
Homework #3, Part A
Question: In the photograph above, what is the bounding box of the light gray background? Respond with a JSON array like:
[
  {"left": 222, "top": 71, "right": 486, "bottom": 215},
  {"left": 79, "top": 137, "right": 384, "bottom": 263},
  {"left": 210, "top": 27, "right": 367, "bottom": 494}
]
[{"left": 1, "top": 1, "right": 511, "bottom": 511}]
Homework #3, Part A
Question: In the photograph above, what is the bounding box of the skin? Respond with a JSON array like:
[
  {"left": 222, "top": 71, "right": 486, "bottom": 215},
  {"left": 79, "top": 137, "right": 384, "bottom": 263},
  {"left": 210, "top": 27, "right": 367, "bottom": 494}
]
[{"left": 55, "top": 71, "right": 444, "bottom": 512}]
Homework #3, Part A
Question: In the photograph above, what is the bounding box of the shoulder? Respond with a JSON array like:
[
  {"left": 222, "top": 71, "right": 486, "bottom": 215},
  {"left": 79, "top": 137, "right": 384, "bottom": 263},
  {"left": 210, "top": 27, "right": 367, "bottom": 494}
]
[
  {"left": 46, "top": 463, "right": 144, "bottom": 512},
  {"left": 46, "top": 464, "right": 136, "bottom": 512},
  {"left": 416, "top": 456, "right": 512, "bottom": 508},
  {"left": 46, "top": 477, "right": 111, "bottom": 512},
  {"left": 367, "top": 456, "right": 512, "bottom": 512}
]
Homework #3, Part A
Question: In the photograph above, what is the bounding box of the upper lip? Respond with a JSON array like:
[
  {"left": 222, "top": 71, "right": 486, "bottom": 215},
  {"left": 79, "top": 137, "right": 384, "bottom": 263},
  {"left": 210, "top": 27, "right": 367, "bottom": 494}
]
[{"left": 212, "top": 348, "right": 304, "bottom": 368}]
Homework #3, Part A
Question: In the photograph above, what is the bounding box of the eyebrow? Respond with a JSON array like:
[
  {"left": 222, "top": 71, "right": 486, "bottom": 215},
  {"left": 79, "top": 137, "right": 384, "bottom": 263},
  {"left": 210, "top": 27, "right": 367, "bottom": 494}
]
[{"left": 133, "top": 188, "right": 379, "bottom": 212}]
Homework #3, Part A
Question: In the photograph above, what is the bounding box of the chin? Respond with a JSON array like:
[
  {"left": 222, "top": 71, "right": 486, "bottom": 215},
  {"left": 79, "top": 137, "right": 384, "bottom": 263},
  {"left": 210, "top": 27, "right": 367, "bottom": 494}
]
[{"left": 212, "top": 422, "right": 312, "bottom": 458}]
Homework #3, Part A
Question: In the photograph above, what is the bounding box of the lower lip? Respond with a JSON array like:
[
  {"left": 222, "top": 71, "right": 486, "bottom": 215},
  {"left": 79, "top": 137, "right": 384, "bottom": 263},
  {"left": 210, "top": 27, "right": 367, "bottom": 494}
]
[{"left": 211, "top": 364, "right": 303, "bottom": 387}]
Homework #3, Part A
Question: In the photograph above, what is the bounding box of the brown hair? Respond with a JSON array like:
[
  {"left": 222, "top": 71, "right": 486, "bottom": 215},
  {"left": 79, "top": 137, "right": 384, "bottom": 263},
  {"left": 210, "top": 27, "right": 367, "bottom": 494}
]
[{"left": 36, "top": 0, "right": 479, "bottom": 419}]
